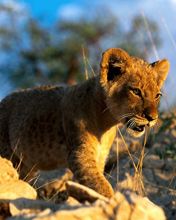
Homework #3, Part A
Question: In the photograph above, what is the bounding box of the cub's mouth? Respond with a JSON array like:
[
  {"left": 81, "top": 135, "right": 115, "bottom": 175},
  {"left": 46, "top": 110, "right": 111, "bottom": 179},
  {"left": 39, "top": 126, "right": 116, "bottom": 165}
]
[
  {"left": 127, "top": 125, "right": 145, "bottom": 137},
  {"left": 126, "top": 118, "right": 147, "bottom": 138}
]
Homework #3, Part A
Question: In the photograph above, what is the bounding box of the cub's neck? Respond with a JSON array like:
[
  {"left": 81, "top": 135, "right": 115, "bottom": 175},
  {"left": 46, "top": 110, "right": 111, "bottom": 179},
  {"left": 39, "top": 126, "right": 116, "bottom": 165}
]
[{"left": 74, "top": 76, "right": 118, "bottom": 134}]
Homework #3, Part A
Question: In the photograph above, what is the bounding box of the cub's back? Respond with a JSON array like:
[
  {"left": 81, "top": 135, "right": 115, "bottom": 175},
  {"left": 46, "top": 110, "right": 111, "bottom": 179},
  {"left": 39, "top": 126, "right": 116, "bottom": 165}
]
[{"left": 0, "top": 86, "right": 68, "bottom": 171}]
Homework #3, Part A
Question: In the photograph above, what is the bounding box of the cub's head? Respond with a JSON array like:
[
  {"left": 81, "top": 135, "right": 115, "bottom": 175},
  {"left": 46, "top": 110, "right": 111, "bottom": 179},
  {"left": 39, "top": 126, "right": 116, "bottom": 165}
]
[{"left": 100, "top": 48, "right": 170, "bottom": 137}]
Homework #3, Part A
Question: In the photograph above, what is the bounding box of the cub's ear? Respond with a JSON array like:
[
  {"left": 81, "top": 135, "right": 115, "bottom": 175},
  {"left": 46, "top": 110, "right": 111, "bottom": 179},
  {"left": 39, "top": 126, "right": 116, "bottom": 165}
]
[
  {"left": 151, "top": 59, "right": 170, "bottom": 87},
  {"left": 100, "top": 48, "right": 130, "bottom": 87}
]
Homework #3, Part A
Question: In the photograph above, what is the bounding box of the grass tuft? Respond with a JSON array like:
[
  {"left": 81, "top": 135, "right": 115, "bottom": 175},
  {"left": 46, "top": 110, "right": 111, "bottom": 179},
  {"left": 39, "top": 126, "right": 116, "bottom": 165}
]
[{"left": 117, "top": 125, "right": 150, "bottom": 195}]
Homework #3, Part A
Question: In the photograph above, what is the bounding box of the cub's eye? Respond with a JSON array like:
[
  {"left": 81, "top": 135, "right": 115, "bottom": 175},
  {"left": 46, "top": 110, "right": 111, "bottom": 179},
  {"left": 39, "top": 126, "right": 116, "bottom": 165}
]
[
  {"left": 130, "top": 87, "right": 142, "bottom": 97},
  {"left": 155, "top": 92, "right": 162, "bottom": 99}
]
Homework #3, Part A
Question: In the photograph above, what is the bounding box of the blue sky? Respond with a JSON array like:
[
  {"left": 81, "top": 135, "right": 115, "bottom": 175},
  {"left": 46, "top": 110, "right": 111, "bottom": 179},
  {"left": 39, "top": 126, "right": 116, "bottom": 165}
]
[
  {"left": 20, "top": 0, "right": 99, "bottom": 23},
  {"left": 1, "top": 0, "right": 176, "bottom": 107},
  {"left": 20, "top": 0, "right": 176, "bottom": 22}
]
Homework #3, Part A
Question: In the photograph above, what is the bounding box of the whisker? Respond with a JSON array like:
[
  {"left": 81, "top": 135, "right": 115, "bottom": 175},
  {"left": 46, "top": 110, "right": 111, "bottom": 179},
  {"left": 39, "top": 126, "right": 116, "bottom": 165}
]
[
  {"left": 126, "top": 117, "right": 135, "bottom": 126},
  {"left": 102, "top": 104, "right": 135, "bottom": 125},
  {"left": 119, "top": 113, "right": 134, "bottom": 118},
  {"left": 120, "top": 118, "right": 135, "bottom": 136},
  {"left": 129, "top": 121, "right": 136, "bottom": 129},
  {"left": 102, "top": 105, "right": 134, "bottom": 121},
  {"left": 128, "top": 121, "right": 136, "bottom": 131},
  {"left": 118, "top": 113, "right": 134, "bottom": 121},
  {"left": 102, "top": 103, "right": 117, "bottom": 113}
]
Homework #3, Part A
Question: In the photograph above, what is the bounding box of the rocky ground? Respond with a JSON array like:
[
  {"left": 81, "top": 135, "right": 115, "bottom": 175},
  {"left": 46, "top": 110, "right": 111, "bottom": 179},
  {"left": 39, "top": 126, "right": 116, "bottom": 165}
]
[
  {"left": 0, "top": 110, "right": 175, "bottom": 219},
  {"left": 107, "top": 110, "right": 176, "bottom": 220}
]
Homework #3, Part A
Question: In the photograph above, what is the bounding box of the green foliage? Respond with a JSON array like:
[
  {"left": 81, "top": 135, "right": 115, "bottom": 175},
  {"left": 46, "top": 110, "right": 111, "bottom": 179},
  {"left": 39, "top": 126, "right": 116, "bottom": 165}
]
[{"left": 118, "top": 16, "right": 161, "bottom": 59}]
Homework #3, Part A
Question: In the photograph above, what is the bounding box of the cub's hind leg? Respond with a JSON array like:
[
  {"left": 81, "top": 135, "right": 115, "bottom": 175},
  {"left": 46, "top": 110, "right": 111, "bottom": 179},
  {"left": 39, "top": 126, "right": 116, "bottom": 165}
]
[
  {"left": 0, "top": 99, "right": 23, "bottom": 172},
  {"left": 0, "top": 104, "right": 12, "bottom": 160}
]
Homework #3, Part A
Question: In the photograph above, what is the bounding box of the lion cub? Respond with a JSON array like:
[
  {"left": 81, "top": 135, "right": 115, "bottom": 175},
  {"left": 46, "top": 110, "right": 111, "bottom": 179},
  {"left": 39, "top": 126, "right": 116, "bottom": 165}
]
[{"left": 0, "top": 48, "right": 169, "bottom": 198}]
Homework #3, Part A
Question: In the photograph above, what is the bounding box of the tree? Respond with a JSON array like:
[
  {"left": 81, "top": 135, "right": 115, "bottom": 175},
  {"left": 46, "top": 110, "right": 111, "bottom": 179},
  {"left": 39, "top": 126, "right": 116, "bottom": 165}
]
[
  {"left": 118, "top": 15, "right": 161, "bottom": 59},
  {"left": 0, "top": 1, "right": 161, "bottom": 91}
]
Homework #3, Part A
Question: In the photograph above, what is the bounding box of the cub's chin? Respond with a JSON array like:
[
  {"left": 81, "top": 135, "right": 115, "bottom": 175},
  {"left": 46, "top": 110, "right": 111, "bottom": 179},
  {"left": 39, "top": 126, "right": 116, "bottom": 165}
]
[{"left": 127, "top": 125, "right": 145, "bottom": 138}]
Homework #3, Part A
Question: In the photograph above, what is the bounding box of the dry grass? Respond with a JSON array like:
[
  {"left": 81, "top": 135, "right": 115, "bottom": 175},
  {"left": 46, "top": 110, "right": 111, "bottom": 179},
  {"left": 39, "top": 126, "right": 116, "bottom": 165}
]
[
  {"left": 117, "top": 125, "right": 150, "bottom": 195},
  {"left": 82, "top": 46, "right": 95, "bottom": 80}
]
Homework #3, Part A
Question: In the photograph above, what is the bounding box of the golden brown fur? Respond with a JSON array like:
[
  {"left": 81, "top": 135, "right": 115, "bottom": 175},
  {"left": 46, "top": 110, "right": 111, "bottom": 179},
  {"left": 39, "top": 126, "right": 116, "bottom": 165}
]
[{"left": 0, "top": 48, "right": 169, "bottom": 197}]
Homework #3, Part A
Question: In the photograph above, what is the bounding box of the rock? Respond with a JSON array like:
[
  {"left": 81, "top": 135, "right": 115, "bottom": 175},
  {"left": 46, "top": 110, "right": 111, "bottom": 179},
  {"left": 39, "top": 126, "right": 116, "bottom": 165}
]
[
  {"left": 0, "top": 157, "right": 37, "bottom": 218},
  {"left": 35, "top": 168, "right": 73, "bottom": 198},
  {"left": 33, "top": 206, "right": 111, "bottom": 220},
  {"left": 0, "top": 180, "right": 37, "bottom": 200},
  {"left": 9, "top": 198, "right": 60, "bottom": 216},
  {"left": 129, "top": 193, "right": 166, "bottom": 220},
  {"left": 66, "top": 181, "right": 108, "bottom": 203},
  {"left": 118, "top": 173, "right": 135, "bottom": 190},
  {"left": 143, "top": 168, "right": 155, "bottom": 182},
  {"left": 165, "top": 158, "right": 176, "bottom": 170},
  {"left": 154, "top": 169, "right": 172, "bottom": 187},
  {"left": 0, "top": 157, "right": 19, "bottom": 183},
  {"left": 143, "top": 155, "right": 164, "bottom": 169},
  {"left": 65, "top": 196, "right": 80, "bottom": 206},
  {"left": 0, "top": 157, "right": 37, "bottom": 201},
  {"left": 163, "top": 138, "right": 171, "bottom": 144},
  {"left": 171, "top": 129, "right": 176, "bottom": 137},
  {"left": 154, "top": 194, "right": 173, "bottom": 206},
  {"left": 8, "top": 190, "right": 166, "bottom": 220},
  {"left": 152, "top": 143, "right": 161, "bottom": 150}
]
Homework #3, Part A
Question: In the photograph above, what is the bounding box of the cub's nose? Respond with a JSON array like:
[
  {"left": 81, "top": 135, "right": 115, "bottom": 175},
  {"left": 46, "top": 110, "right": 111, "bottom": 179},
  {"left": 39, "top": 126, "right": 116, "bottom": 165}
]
[{"left": 143, "top": 107, "right": 158, "bottom": 122}]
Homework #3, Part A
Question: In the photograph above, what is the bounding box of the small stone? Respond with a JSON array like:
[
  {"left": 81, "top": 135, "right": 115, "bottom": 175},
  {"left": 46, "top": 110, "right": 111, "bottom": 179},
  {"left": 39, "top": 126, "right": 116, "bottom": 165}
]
[
  {"left": 165, "top": 158, "right": 176, "bottom": 170},
  {"left": 65, "top": 196, "right": 80, "bottom": 206},
  {"left": 154, "top": 169, "right": 170, "bottom": 187},
  {"left": 153, "top": 143, "right": 161, "bottom": 149},
  {"left": 171, "top": 129, "right": 176, "bottom": 137},
  {"left": 143, "top": 168, "right": 155, "bottom": 182},
  {"left": 163, "top": 138, "right": 171, "bottom": 144},
  {"left": 0, "top": 180, "right": 37, "bottom": 200},
  {"left": 0, "top": 157, "right": 19, "bottom": 183},
  {"left": 143, "top": 155, "right": 164, "bottom": 169},
  {"left": 130, "top": 196, "right": 166, "bottom": 220},
  {"left": 154, "top": 194, "right": 173, "bottom": 206}
]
